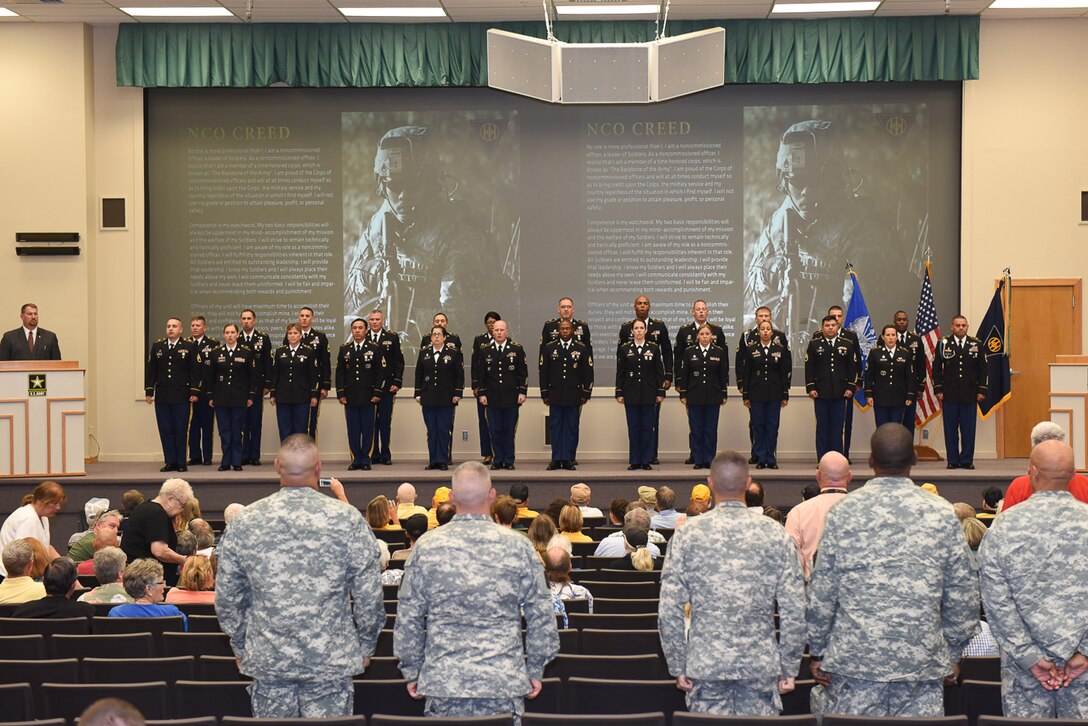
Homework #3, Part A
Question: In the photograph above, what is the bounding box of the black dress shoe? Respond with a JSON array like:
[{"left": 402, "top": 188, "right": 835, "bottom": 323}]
[
  {"left": 232, "top": 466, "right": 244, "bottom": 472},
  {"left": 562, "top": 461, "right": 576, "bottom": 471},
  {"left": 203, "top": 461, "right": 213, "bottom": 466},
  {"left": 379, "top": 460, "right": 393, "bottom": 466},
  {"left": 547, "top": 461, "right": 561, "bottom": 471},
  {"left": 359, "top": 463, "right": 372, "bottom": 470},
  {"left": 347, "top": 463, "right": 359, "bottom": 471},
  {"left": 425, "top": 463, "right": 437, "bottom": 470},
  {"left": 571, "top": 459, "right": 579, "bottom": 466},
  {"left": 491, "top": 464, "right": 503, "bottom": 470},
  {"left": 641, "top": 464, "right": 653, "bottom": 470},
  {"left": 176, "top": 466, "right": 188, "bottom": 472},
  {"left": 438, "top": 463, "right": 448, "bottom": 471},
  {"left": 483, "top": 456, "right": 493, "bottom": 465},
  {"left": 768, "top": 463, "right": 779, "bottom": 470},
  {"left": 947, "top": 463, "right": 958, "bottom": 469},
  {"left": 249, "top": 460, "right": 262, "bottom": 466},
  {"left": 187, "top": 459, "right": 200, "bottom": 466},
  {"left": 756, "top": 462, "right": 767, "bottom": 469},
  {"left": 160, "top": 464, "right": 176, "bottom": 473},
  {"left": 507, "top": 464, "right": 517, "bottom": 470},
  {"left": 685, "top": 457, "right": 694, "bottom": 465},
  {"left": 628, "top": 464, "right": 640, "bottom": 471},
  {"left": 748, "top": 455, "right": 759, "bottom": 465},
  {"left": 693, "top": 464, "right": 702, "bottom": 470},
  {"left": 218, "top": 465, "right": 230, "bottom": 472},
  {"left": 650, "top": 458, "right": 660, "bottom": 465},
  {"left": 961, "top": 463, "right": 975, "bottom": 470}
]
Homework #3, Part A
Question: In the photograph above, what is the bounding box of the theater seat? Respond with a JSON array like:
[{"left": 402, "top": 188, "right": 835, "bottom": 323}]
[
  {"left": 222, "top": 717, "right": 365, "bottom": 726},
  {"left": 51, "top": 633, "right": 154, "bottom": 659},
  {"left": 674, "top": 715, "right": 817, "bottom": 726},
  {"left": 0, "top": 682, "right": 34, "bottom": 721},
  {"left": 352, "top": 679, "right": 425, "bottom": 719},
  {"left": 822, "top": 716, "right": 967, "bottom": 726},
  {"left": 80, "top": 656, "right": 195, "bottom": 685},
  {"left": 39, "top": 681, "right": 170, "bottom": 721},
  {"left": 173, "top": 680, "right": 253, "bottom": 718},
  {"left": 548, "top": 654, "right": 663, "bottom": 681},
  {"left": 524, "top": 677, "right": 561, "bottom": 714},
  {"left": 372, "top": 715, "right": 512, "bottom": 726},
  {"left": 524, "top": 713, "right": 665, "bottom": 726},
  {"left": 580, "top": 629, "right": 661, "bottom": 657},
  {"left": 566, "top": 677, "right": 686, "bottom": 717},
  {"left": 0, "top": 635, "right": 45, "bottom": 660}
]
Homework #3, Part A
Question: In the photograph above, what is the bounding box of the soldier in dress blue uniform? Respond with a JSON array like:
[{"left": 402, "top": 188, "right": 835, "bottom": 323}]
[
  {"left": 415, "top": 325, "right": 464, "bottom": 471},
  {"left": 419, "top": 312, "right": 462, "bottom": 353},
  {"left": 676, "top": 301, "right": 728, "bottom": 465},
  {"left": 282, "top": 307, "right": 331, "bottom": 441},
  {"left": 865, "top": 325, "right": 917, "bottom": 429},
  {"left": 805, "top": 315, "right": 859, "bottom": 461},
  {"left": 541, "top": 297, "right": 593, "bottom": 463},
  {"left": 932, "top": 315, "right": 988, "bottom": 469},
  {"left": 202, "top": 323, "right": 257, "bottom": 472},
  {"left": 619, "top": 295, "right": 672, "bottom": 464},
  {"left": 676, "top": 325, "right": 729, "bottom": 470},
  {"left": 366, "top": 309, "right": 404, "bottom": 466},
  {"left": 145, "top": 317, "right": 199, "bottom": 473},
  {"left": 893, "top": 310, "right": 927, "bottom": 429},
  {"left": 540, "top": 320, "right": 593, "bottom": 471},
  {"left": 737, "top": 321, "right": 792, "bottom": 469},
  {"left": 739, "top": 306, "right": 788, "bottom": 464},
  {"left": 477, "top": 320, "right": 527, "bottom": 470},
  {"left": 239, "top": 309, "right": 272, "bottom": 466},
  {"left": 270, "top": 323, "right": 320, "bottom": 441},
  {"left": 821, "top": 305, "right": 863, "bottom": 462},
  {"left": 185, "top": 316, "right": 219, "bottom": 466},
  {"left": 470, "top": 311, "right": 500, "bottom": 465},
  {"left": 616, "top": 319, "right": 666, "bottom": 471},
  {"left": 336, "top": 318, "right": 387, "bottom": 471}
]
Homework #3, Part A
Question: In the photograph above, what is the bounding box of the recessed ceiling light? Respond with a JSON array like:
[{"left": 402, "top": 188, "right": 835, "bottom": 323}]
[
  {"left": 772, "top": 1, "right": 879, "bottom": 12},
  {"left": 989, "top": 0, "right": 1088, "bottom": 7},
  {"left": 0, "top": 7, "right": 20, "bottom": 16},
  {"left": 555, "top": 3, "right": 659, "bottom": 15},
  {"left": 339, "top": 6, "right": 447, "bottom": 17},
  {"left": 121, "top": 6, "right": 234, "bottom": 16}
]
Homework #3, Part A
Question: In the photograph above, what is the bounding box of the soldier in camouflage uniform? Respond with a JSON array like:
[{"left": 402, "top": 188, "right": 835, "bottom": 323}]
[
  {"left": 394, "top": 461, "right": 558, "bottom": 722},
  {"left": 807, "top": 423, "right": 979, "bottom": 718},
  {"left": 215, "top": 434, "right": 385, "bottom": 717},
  {"left": 659, "top": 450, "right": 806, "bottom": 715},
  {"left": 979, "top": 439, "right": 1088, "bottom": 719}
]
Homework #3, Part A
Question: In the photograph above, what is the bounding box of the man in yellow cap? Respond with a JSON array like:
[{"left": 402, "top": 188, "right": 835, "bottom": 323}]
[{"left": 427, "top": 486, "right": 451, "bottom": 529}]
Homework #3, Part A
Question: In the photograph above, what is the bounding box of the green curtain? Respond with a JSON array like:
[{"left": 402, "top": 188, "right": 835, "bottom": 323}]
[{"left": 116, "top": 16, "right": 978, "bottom": 88}]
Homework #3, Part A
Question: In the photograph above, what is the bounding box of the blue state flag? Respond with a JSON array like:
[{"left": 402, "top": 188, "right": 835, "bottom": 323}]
[
  {"left": 844, "top": 271, "right": 878, "bottom": 410},
  {"left": 977, "top": 278, "right": 1012, "bottom": 419}
]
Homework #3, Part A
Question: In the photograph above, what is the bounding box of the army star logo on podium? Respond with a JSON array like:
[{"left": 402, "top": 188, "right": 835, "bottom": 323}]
[{"left": 28, "top": 374, "right": 47, "bottom": 397}]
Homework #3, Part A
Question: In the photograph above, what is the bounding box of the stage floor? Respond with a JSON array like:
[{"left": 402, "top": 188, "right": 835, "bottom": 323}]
[{"left": 3, "top": 456, "right": 1025, "bottom": 544}]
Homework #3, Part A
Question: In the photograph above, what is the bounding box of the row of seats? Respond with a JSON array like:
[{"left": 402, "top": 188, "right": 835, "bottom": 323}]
[{"left": 0, "top": 632, "right": 231, "bottom": 660}]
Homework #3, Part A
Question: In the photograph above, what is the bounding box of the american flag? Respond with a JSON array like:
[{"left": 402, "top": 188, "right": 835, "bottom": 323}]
[{"left": 915, "top": 261, "right": 942, "bottom": 427}]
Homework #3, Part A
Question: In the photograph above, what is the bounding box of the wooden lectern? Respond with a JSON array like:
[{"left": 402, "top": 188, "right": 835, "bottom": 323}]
[
  {"left": 0, "top": 361, "right": 86, "bottom": 477},
  {"left": 1050, "top": 355, "right": 1088, "bottom": 472}
]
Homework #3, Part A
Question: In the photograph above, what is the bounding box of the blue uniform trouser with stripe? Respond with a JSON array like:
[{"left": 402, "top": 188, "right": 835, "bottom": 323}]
[
  {"left": 814, "top": 397, "right": 846, "bottom": 460},
  {"left": 155, "top": 400, "right": 190, "bottom": 468},
  {"left": 215, "top": 405, "right": 246, "bottom": 468},
  {"left": 487, "top": 406, "right": 519, "bottom": 466},
  {"left": 625, "top": 403, "right": 655, "bottom": 466},
  {"left": 372, "top": 392, "right": 395, "bottom": 463},
  {"left": 549, "top": 404, "right": 578, "bottom": 462},
  {"left": 686, "top": 403, "right": 720, "bottom": 466},
  {"left": 750, "top": 400, "right": 781, "bottom": 466},
  {"left": 942, "top": 401, "right": 977, "bottom": 466},
  {"left": 188, "top": 398, "right": 215, "bottom": 462},
  {"left": 423, "top": 405, "right": 454, "bottom": 465},
  {"left": 476, "top": 398, "right": 492, "bottom": 458},
  {"left": 277, "top": 402, "right": 310, "bottom": 441},
  {"left": 345, "top": 402, "right": 376, "bottom": 466},
  {"left": 241, "top": 396, "right": 264, "bottom": 462}
]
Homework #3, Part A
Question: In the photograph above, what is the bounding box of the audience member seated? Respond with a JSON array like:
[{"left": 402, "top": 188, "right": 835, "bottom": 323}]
[
  {"left": 650, "top": 486, "right": 680, "bottom": 530},
  {"left": 109, "top": 558, "right": 189, "bottom": 630},
  {"left": 763, "top": 505, "right": 785, "bottom": 524},
  {"left": 366, "top": 495, "right": 401, "bottom": 531},
  {"left": 558, "top": 505, "right": 592, "bottom": 543},
  {"left": 491, "top": 495, "right": 519, "bottom": 529},
  {"left": 67, "top": 497, "right": 110, "bottom": 549},
  {"left": 377, "top": 540, "right": 403, "bottom": 585},
  {"left": 952, "top": 502, "right": 977, "bottom": 521},
  {"left": 391, "top": 514, "right": 429, "bottom": 562},
  {"left": 690, "top": 483, "right": 714, "bottom": 510},
  {"left": 607, "top": 498, "right": 629, "bottom": 526},
  {"left": 606, "top": 525, "right": 656, "bottom": 572},
  {"left": 545, "top": 545, "right": 594, "bottom": 612},
  {"left": 26, "top": 536, "right": 50, "bottom": 580},
  {"left": 165, "top": 555, "right": 216, "bottom": 603},
  {"left": 571, "top": 483, "right": 604, "bottom": 518},
  {"left": 13, "top": 557, "right": 95, "bottom": 618},
  {"left": 528, "top": 515, "right": 558, "bottom": 560},
  {"left": 745, "top": 480, "right": 766, "bottom": 512},
  {"left": 962, "top": 618, "right": 999, "bottom": 657},
  {"left": 435, "top": 501, "right": 457, "bottom": 526},
  {"left": 426, "top": 486, "right": 451, "bottom": 529},
  {"left": 395, "top": 482, "right": 429, "bottom": 520},
  {"left": 77, "top": 546, "right": 133, "bottom": 604},
  {"left": 187, "top": 518, "right": 215, "bottom": 556},
  {"left": 173, "top": 495, "right": 201, "bottom": 533},
  {"left": 636, "top": 486, "right": 657, "bottom": 510},
  {"left": 962, "top": 516, "right": 987, "bottom": 571},
  {"left": 593, "top": 507, "right": 664, "bottom": 558},
  {"left": 68, "top": 508, "right": 122, "bottom": 565},
  {"left": 0, "top": 539, "right": 46, "bottom": 604},
  {"left": 510, "top": 483, "right": 539, "bottom": 519},
  {"left": 174, "top": 530, "right": 197, "bottom": 557},
  {"left": 544, "top": 498, "right": 570, "bottom": 526},
  {"left": 801, "top": 482, "right": 822, "bottom": 501},
  {"left": 675, "top": 498, "right": 710, "bottom": 530},
  {"left": 80, "top": 697, "right": 147, "bottom": 726},
  {"left": 976, "top": 486, "right": 1001, "bottom": 527},
  {"left": 119, "top": 489, "right": 146, "bottom": 535},
  {"left": 77, "top": 527, "right": 122, "bottom": 575},
  {"left": 223, "top": 502, "right": 245, "bottom": 525},
  {"left": 1002, "top": 421, "right": 1088, "bottom": 510}
]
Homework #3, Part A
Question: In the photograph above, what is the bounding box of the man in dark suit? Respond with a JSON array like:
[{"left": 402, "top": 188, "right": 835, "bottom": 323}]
[
  {"left": 283, "top": 307, "right": 331, "bottom": 440},
  {"left": 12, "top": 558, "right": 94, "bottom": 619},
  {"left": 185, "top": 315, "right": 219, "bottom": 466},
  {"left": 146, "top": 318, "right": 200, "bottom": 472},
  {"left": 893, "top": 310, "right": 927, "bottom": 429},
  {"left": 367, "top": 309, "right": 404, "bottom": 465},
  {"left": 932, "top": 315, "right": 988, "bottom": 469},
  {"left": 0, "top": 303, "right": 62, "bottom": 361},
  {"left": 239, "top": 309, "right": 272, "bottom": 465},
  {"left": 477, "top": 320, "right": 528, "bottom": 470},
  {"left": 618, "top": 295, "right": 672, "bottom": 464},
  {"left": 805, "top": 315, "right": 860, "bottom": 460}
]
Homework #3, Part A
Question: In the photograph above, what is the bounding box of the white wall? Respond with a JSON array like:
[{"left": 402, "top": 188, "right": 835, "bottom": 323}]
[{"left": 0, "top": 18, "right": 1082, "bottom": 462}]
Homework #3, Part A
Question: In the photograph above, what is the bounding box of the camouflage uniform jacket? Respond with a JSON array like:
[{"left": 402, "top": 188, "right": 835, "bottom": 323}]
[
  {"left": 215, "top": 487, "right": 385, "bottom": 680},
  {"left": 979, "top": 490, "right": 1088, "bottom": 670},
  {"left": 394, "top": 513, "right": 559, "bottom": 696},
  {"left": 807, "top": 476, "right": 979, "bottom": 681},
  {"left": 659, "top": 500, "right": 805, "bottom": 681}
]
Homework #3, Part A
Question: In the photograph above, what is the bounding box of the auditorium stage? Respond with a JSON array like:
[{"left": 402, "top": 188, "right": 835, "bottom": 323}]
[{"left": 2, "top": 457, "right": 1026, "bottom": 543}]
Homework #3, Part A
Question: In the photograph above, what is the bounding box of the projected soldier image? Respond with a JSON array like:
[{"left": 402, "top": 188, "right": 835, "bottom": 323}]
[
  {"left": 744, "top": 110, "right": 927, "bottom": 352},
  {"left": 343, "top": 117, "right": 520, "bottom": 363}
]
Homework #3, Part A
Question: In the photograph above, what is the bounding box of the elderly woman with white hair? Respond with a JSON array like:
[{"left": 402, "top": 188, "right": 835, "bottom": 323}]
[
  {"left": 109, "top": 558, "right": 189, "bottom": 630},
  {"left": 1001, "top": 421, "right": 1088, "bottom": 511},
  {"left": 77, "top": 546, "right": 133, "bottom": 604},
  {"left": 120, "top": 478, "right": 194, "bottom": 584}
]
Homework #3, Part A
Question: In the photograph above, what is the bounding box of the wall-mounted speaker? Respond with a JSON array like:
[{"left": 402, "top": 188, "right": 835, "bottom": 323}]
[{"left": 15, "top": 232, "right": 81, "bottom": 257}]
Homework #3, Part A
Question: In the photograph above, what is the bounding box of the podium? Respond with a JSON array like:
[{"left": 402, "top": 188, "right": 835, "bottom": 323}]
[
  {"left": 0, "top": 361, "right": 86, "bottom": 477},
  {"left": 1050, "top": 355, "right": 1088, "bottom": 472}
]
